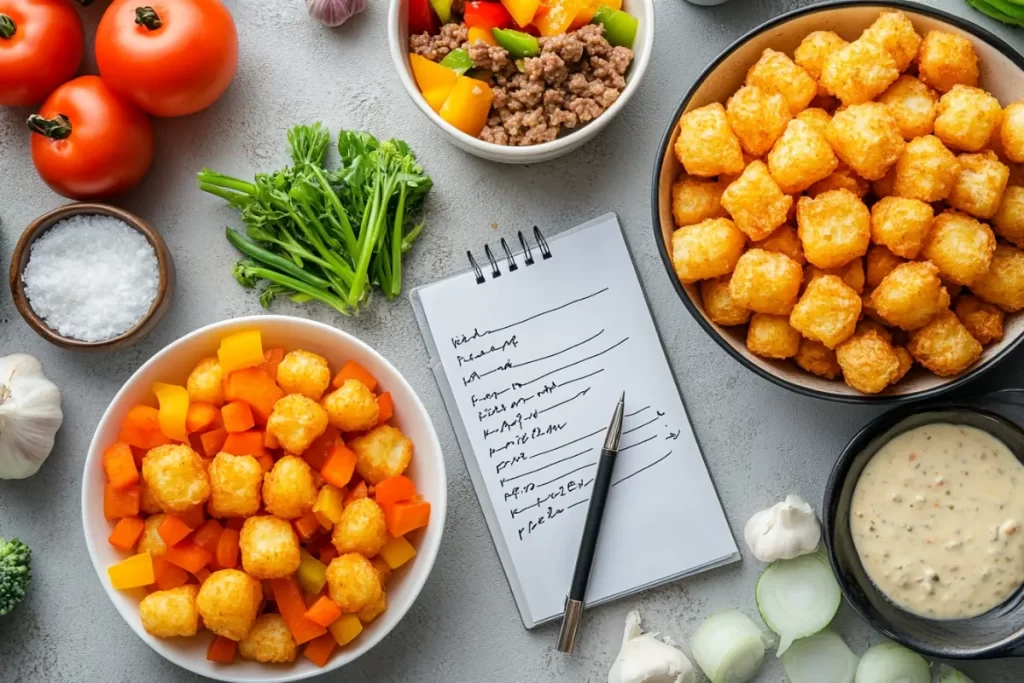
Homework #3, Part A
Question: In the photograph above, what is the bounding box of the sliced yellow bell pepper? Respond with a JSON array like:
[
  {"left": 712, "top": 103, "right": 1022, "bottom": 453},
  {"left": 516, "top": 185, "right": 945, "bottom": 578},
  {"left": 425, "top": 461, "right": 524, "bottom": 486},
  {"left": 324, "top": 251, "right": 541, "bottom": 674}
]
[
  {"left": 152, "top": 383, "right": 190, "bottom": 442},
  {"left": 328, "top": 614, "right": 363, "bottom": 646},
  {"left": 439, "top": 76, "right": 494, "bottom": 137},
  {"left": 500, "top": 0, "right": 541, "bottom": 27},
  {"left": 296, "top": 549, "right": 328, "bottom": 597},
  {"left": 378, "top": 535, "right": 417, "bottom": 569},
  {"left": 217, "top": 330, "right": 264, "bottom": 374},
  {"left": 569, "top": 0, "right": 620, "bottom": 29},
  {"left": 410, "top": 53, "right": 459, "bottom": 113},
  {"left": 108, "top": 551, "right": 155, "bottom": 590},
  {"left": 312, "top": 484, "right": 346, "bottom": 529},
  {"left": 467, "top": 25, "right": 498, "bottom": 46},
  {"left": 535, "top": 0, "right": 587, "bottom": 35}
]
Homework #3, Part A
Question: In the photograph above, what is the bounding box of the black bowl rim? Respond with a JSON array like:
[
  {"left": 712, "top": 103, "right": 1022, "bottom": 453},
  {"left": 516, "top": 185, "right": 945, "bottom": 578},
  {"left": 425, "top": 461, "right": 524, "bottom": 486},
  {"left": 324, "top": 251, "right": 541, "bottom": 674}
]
[
  {"left": 822, "top": 402, "right": 1024, "bottom": 658},
  {"left": 651, "top": 0, "right": 1024, "bottom": 405}
]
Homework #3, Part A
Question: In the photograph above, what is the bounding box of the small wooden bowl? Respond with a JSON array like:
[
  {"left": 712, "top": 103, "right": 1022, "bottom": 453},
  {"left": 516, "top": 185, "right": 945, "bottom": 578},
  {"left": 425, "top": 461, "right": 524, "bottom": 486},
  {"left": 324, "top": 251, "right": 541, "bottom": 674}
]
[{"left": 9, "top": 203, "right": 175, "bottom": 351}]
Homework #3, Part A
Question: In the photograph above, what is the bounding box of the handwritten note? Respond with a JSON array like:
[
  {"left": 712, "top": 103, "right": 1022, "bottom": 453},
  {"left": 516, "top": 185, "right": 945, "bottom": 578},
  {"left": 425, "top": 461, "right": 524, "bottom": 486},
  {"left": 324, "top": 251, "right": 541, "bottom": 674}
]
[{"left": 414, "top": 215, "right": 738, "bottom": 626}]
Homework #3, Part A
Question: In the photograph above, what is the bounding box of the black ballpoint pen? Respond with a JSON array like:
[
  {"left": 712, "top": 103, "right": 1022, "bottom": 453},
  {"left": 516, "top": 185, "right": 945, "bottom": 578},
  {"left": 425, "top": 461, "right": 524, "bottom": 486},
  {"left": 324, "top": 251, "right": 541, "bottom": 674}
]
[{"left": 556, "top": 392, "right": 625, "bottom": 654}]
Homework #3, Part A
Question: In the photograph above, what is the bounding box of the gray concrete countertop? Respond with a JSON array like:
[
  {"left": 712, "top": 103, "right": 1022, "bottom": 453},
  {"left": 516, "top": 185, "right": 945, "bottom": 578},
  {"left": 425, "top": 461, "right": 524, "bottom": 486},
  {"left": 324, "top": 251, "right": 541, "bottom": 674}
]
[{"left": 2, "top": 0, "right": 1023, "bottom": 680}]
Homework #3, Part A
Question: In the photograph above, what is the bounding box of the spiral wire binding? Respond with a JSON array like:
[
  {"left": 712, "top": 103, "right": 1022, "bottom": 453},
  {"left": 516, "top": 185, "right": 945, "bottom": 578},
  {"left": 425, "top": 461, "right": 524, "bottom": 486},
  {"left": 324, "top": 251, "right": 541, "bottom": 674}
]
[
  {"left": 468, "top": 228, "right": 552, "bottom": 283},
  {"left": 467, "top": 250, "right": 485, "bottom": 285},
  {"left": 484, "top": 244, "right": 501, "bottom": 279},
  {"left": 501, "top": 238, "right": 518, "bottom": 272},
  {"left": 518, "top": 231, "right": 534, "bottom": 266},
  {"left": 534, "top": 225, "right": 552, "bottom": 259}
]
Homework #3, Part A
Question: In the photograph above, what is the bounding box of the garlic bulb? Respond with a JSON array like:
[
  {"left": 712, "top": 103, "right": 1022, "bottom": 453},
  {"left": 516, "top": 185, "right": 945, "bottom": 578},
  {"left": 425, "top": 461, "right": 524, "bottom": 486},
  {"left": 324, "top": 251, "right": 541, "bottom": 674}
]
[
  {"left": 306, "top": 0, "right": 366, "bottom": 27},
  {"left": 0, "top": 354, "right": 63, "bottom": 479},
  {"left": 608, "top": 610, "right": 695, "bottom": 683},
  {"left": 743, "top": 494, "right": 821, "bottom": 563}
]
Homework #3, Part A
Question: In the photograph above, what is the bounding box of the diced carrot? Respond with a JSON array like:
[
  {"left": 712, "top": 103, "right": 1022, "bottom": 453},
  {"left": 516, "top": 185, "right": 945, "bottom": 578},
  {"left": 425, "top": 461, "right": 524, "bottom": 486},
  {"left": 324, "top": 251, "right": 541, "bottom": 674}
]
[
  {"left": 103, "top": 442, "right": 140, "bottom": 490},
  {"left": 118, "top": 405, "right": 174, "bottom": 449},
  {"left": 194, "top": 567, "right": 212, "bottom": 583},
  {"left": 153, "top": 556, "right": 190, "bottom": 590},
  {"left": 331, "top": 360, "right": 378, "bottom": 391},
  {"left": 225, "top": 517, "right": 244, "bottom": 531},
  {"left": 264, "top": 429, "right": 280, "bottom": 450},
  {"left": 294, "top": 511, "right": 322, "bottom": 541},
  {"left": 382, "top": 501, "right": 431, "bottom": 538},
  {"left": 216, "top": 528, "right": 240, "bottom": 568},
  {"left": 343, "top": 480, "right": 368, "bottom": 505},
  {"left": 165, "top": 541, "right": 213, "bottom": 574},
  {"left": 199, "top": 427, "right": 229, "bottom": 458},
  {"left": 319, "top": 546, "right": 338, "bottom": 565},
  {"left": 104, "top": 483, "right": 140, "bottom": 520},
  {"left": 178, "top": 504, "right": 207, "bottom": 530},
  {"left": 304, "top": 595, "right": 343, "bottom": 628},
  {"left": 186, "top": 402, "right": 220, "bottom": 434},
  {"left": 222, "top": 431, "right": 265, "bottom": 458},
  {"left": 158, "top": 515, "right": 194, "bottom": 548},
  {"left": 376, "top": 392, "right": 394, "bottom": 424},
  {"left": 271, "top": 577, "right": 328, "bottom": 645},
  {"left": 303, "top": 632, "right": 337, "bottom": 667},
  {"left": 303, "top": 427, "right": 340, "bottom": 470},
  {"left": 193, "top": 519, "right": 224, "bottom": 558},
  {"left": 321, "top": 442, "right": 357, "bottom": 488},
  {"left": 108, "top": 516, "right": 145, "bottom": 551},
  {"left": 107, "top": 551, "right": 155, "bottom": 590},
  {"left": 207, "top": 635, "right": 238, "bottom": 663},
  {"left": 261, "top": 347, "right": 286, "bottom": 380},
  {"left": 374, "top": 475, "right": 417, "bottom": 505},
  {"left": 257, "top": 454, "right": 275, "bottom": 472},
  {"left": 221, "top": 400, "right": 255, "bottom": 434},
  {"left": 223, "top": 367, "right": 284, "bottom": 424},
  {"left": 217, "top": 330, "right": 264, "bottom": 374}
]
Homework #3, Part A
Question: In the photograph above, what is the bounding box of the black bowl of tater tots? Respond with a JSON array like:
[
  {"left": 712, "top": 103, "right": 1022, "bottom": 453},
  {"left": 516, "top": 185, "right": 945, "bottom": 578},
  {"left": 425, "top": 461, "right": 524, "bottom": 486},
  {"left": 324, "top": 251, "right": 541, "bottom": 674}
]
[{"left": 654, "top": 0, "right": 1024, "bottom": 402}]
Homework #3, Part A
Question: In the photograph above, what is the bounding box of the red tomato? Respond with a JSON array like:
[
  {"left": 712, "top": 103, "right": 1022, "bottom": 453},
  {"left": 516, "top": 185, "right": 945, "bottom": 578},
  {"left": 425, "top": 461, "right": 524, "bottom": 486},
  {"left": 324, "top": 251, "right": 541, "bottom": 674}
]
[
  {"left": 95, "top": 0, "right": 238, "bottom": 117},
  {"left": 0, "top": 0, "right": 84, "bottom": 106},
  {"left": 29, "top": 76, "right": 155, "bottom": 200}
]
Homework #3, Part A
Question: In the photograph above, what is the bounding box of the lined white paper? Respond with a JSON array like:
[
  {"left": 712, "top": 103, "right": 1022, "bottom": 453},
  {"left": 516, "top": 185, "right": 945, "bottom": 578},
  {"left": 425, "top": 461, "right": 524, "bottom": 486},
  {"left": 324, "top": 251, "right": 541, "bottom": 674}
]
[{"left": 416, "top": 215, "right": 738, "bottom": 626}]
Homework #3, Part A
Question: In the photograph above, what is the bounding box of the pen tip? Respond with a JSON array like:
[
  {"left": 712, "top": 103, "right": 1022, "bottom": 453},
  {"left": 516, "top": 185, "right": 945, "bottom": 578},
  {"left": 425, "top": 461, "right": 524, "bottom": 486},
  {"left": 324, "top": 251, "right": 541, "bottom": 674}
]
[{"left": 620, "top": 391, "right": 625, "bottom": 403}]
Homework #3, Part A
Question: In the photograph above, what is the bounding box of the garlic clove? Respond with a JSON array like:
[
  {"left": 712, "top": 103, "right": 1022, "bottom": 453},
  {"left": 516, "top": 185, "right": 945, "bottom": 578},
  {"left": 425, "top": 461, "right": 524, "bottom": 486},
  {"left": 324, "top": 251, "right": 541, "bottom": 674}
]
[
  {"left": 306, "top": 0, "right": 367, "bottom": 27},
  {"left": 743, "top": 494, "right": 821, "bottom": 564},
  {"left": 608, "top": 610, "right": 695, "bottom": 683}
]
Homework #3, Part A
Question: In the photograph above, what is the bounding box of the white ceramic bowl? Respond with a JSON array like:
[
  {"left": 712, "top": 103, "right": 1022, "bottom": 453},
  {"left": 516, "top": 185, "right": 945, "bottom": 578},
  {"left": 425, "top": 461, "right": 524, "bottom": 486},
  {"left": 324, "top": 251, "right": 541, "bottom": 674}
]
[
  {"left": 81, "top": 316, "right": 447, "bottom": 682},
  {"left": 388, "top": 0, "right": 654, "bottom": 163}
]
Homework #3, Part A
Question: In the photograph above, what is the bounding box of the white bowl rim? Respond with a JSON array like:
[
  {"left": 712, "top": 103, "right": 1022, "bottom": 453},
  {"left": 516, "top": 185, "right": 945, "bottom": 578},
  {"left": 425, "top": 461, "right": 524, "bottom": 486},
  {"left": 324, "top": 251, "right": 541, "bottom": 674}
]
[
  {"left": 387, "top": 0, "right": 655, "bottom": 160},
  {"left": 80, "top": 315, "right": 448, "bottom": 682},
  {"left": 651, "top": 0, "right": 1024, "bottom": 406}
]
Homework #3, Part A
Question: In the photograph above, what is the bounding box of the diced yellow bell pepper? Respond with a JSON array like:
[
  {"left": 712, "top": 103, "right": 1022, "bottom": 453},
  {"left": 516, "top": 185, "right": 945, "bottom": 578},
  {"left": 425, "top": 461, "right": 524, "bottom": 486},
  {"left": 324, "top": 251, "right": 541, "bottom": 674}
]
[
  {"left": 312, "top": 484, "right": 346, "bottom": 530},
  {"left": 409, "top": 53, "right": 459, "bottom": 113},
  {"left": 535, "top": 0, "right": 586, "bottom": 36},
  {"left": 152, "top": 383, "right": 190, "bottom": 442},
  {"left": 328, "top": 613, "right": 363, "bottom": 646},
  {"left": 296, "top": 549, "right": 328, "bottom": 596},
  {"left": 108, "top": 551, "right": 155, "bottom": 590},
  {"left": 439, "top": 76, "right": 494, "bottom": 138},
  {"left": 379, "top": 536, "right": 417, "bottom": 569},
  {"left": 569, "top": 0, "right": 619, "bottom": 29},
  {"left": 467, "top": 26, "right": 498, "bottom": 47},
  {"left": 217, "top": 330, "right": 264, "bottom": 375},
  {"left": 501, "top": 0, "right": 541, "bottom": 27}
]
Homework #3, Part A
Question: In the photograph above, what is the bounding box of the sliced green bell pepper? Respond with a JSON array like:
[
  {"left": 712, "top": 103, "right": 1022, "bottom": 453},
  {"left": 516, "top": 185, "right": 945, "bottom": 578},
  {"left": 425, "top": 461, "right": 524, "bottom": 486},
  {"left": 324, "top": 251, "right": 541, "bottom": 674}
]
[
  {"left": 967, "top": 0, "right": 1024, "bottom": 24},
  {"left": 440, "top": 48, "right": 475, "bottom": 75},
  {"left": 429, "top": 0, "right": 454, "bottom": 23},
  {"left": 591, "top": 6, "right": 638, "bottom": 49},
  {"left": 492, "top": 28, "right": 540, "bottom": 58}
]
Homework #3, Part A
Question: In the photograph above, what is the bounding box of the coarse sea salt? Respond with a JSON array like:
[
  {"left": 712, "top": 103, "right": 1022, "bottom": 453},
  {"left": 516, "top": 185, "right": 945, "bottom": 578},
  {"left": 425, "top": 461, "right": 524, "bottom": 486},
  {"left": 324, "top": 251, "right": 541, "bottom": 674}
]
[{"left": 22, "top": 214, "right": 160, "bottom": 342}]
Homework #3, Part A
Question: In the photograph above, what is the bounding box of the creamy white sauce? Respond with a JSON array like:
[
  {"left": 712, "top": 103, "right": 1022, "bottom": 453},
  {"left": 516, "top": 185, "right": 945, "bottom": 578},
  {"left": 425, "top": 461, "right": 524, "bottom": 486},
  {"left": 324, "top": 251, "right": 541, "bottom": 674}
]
[{"left": 850, "top": 423, "right": 1024, "bottom": 620}]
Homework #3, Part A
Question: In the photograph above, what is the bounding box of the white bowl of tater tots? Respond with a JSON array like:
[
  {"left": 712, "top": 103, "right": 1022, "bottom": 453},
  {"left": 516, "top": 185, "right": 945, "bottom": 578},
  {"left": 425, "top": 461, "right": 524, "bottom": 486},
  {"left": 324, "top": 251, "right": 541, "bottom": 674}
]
[
  {"left": 81, "top": 316, "right": 446, "bottom": 681},
  {"left": 654, "top": 0, "right": 1024, "bottom": 402}
]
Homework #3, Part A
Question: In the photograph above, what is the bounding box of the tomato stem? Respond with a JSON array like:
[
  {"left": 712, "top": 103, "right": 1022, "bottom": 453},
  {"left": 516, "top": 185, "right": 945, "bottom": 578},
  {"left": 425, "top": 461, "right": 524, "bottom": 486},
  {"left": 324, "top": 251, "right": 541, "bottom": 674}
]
[
  {"left": 26, "top": 114, "right": 73, "bottom": 141},
  {"left": 135, "top": 6, "right": 163, "bottom": 30},
  {"left": 0, "top": 14, "right": 15, "bottom": 39}
]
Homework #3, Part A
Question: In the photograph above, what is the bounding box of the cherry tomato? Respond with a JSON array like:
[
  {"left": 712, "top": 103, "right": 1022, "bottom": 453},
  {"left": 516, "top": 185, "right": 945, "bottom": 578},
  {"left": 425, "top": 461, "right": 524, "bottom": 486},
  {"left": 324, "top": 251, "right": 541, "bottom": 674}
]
[
  {"left": 0, "top": 0, "right": 84, "bottom": 107},
  {"left": 95, "top": 0, "right": 238, "bottom": 117},
  {"left": 29, "top": 76, "right": 155, "bottom": 200}
]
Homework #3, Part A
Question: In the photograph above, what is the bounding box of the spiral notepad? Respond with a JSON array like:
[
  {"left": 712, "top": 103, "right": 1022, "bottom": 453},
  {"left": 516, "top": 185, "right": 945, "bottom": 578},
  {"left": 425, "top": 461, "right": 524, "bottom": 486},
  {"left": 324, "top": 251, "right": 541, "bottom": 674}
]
[{"left": 411, "top": 213, "right": 738, "bottom": 628}]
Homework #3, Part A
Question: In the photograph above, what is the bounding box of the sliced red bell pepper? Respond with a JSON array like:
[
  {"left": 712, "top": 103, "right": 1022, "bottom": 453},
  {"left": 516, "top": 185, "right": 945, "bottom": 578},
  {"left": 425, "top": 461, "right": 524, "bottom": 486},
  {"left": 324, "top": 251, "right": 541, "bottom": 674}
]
[
  {"left": 464, "top": 1, "right": 514, "bottom": 30},
  {"left": 409, "top": 0, "right": 439, "bottom": 35}
]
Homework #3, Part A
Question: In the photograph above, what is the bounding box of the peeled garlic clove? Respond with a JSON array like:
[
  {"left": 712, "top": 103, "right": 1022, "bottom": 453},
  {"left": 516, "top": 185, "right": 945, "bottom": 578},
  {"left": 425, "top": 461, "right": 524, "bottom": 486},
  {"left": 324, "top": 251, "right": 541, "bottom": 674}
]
[
  {"left": 743, "top": 494, "right": 821, "bottom": 563},
  {"left": 306, "top": 0, "right": 367, "bottom": 27},
  {"left": 608, "top": 610, "right": 695, "bottom": 683}
]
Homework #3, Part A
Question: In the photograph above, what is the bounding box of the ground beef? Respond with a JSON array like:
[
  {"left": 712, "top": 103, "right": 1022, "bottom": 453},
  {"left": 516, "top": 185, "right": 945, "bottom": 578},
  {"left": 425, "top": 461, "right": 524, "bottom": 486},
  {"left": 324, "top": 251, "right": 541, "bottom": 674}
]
[
  {"left": 467, "top": 40, "right": 510, "bottom": 72},
  {"left": 410, "top": 23, "right": 468, "bottom": 62}
]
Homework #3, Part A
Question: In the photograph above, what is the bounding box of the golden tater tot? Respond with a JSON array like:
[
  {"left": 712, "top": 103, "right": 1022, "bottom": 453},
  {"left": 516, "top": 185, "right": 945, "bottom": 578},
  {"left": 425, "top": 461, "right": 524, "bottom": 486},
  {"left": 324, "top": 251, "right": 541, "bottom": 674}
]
[
  {"left": 332, "top": 497, "right": 388, "bottom": 557},
  {"left": 700, "top": 276, "right": 751, "bottom": 327},
  {"left": 746, "top": 313, "right": 801, "bottom": 359},
  {"left": 795, "top": 107, "right": 832, "bottom": 137},
  {"left": 857, "top": 319, "right": 894, "bottom": 343},
  {"left": 671, "top": 176, "right": 728, "bottom": 227},
  {"left": 721, "top": 161, "right": 793, "bottom": 240},
  {"left": 728, "top": 249, "right": 803, "bottom": 315},
  {"left": 746, "top": 48, "right": 817, "bottom": 115},
  {"left": 139, "top": 585, "right": 200, "bottom": 638},
  {"left": 725, "top": 85, "right": 792, "bottom": 157},
  {"left": 789, "top": 275, "right": 862, "bottom": 348},
  {"left": 371, "top": 557, "right": 392, "bottom": 587},
  {"left": 970, "top": 243, "right": 1024, "bottom": 312},
  {"left": 861, "top": 10, "right": 921, "bottom": 72},
  {"left": 262, "top": 455, "right": 317, "bottom": 519},
  {"left": 196, "top": 569, "right": 262, "bottom": 641},
  {"left": 836, "top": 330, "right": 901, "bottom": 393},
  {"left": 267, "top": 393, "right": 329, "bottom": 454},
  {"left": 767, "top": 119, "right": 838, "bottom": 194},
  {"left": 999, "top": 102, "right": 1024, "bottom": 163},
  {"left": 933, "top": 85, "right": 1002, "bottom": 153},
  {"left": 870, "top": 196, "right": 934, "bottom": 258},
  {"left": 140, "top": 481, "right": 162, "bottom": 515},
  {"left": 794, "top": 31, "right": 847, "bottom": 93},
  {"left": 908, "top": 310, "right": 983, "bottom": 375},
  {"left": 892, "top": 135, "right": 960, "bottom": 202},
  {"left": 137, "top": 514, "right": 168, "bottom": 558},
  {"left": 276, "top": 350, "right": 331, "bottom": 401},
  {"left": 917, "top": 30, "right": 979, "bottom": 93},
  {"left": 806, "top": 164, "right": 870, "bottom": 198},
  {"left": 805, "top": 260, "right": 866, "bottom": 295},
  {"left": 794, "top": 338, "right": 842, "bottom": 379},
  {"left": 955, "top": 294, "right": 1004, "bottom": 344},
  {"left": 948, "top": 151, "right": 1009, "bottom": 219},
  {"left": 866, "top": 244, "right": 906, "bottom": 288},
  {"left": 239, "top": 515, "right": 301, "bottom": 579},
  {"left": 797, "top": 189, "right": 871, "bottom": 268},
  {"left": 994, "top": 185, "right": 1024, "bottom": 246},
  {"left": 670, "top": 218, "right": 746, "bottom": 284},
  {"left": 142, "top": 444, "right": 210, "bottom": 513},
  {"left": 870, "top": 261, "right": 950, "bottom": 330},
  {"left": 186, "top": 357, "right": 225, "bottom": 406},
  {"left": 921, "top": 210, "right": 996, "bottom": 285},
  {"left": 674, "top": 103, "right": 745, "bottom": 177},
  {"left": 893, "top": 346, "right": 914, "bottom": 383},
  {"left": 877, "top": 76, "right": 937, "bottom": 140},
  {"left": 208, "top": 451, "right": 263, "bottom": 518},
  {"left": 325, "top": 553, "right": 383, "bottom": 614},
  {"left": 351, "top": 424, "right": 414, "bottom": 484},
  {"left": 321, "top": 379, "right": 380, "bottom": 433},
  {"left": 819, "top": 39, "right": 899, "bottom": 105},
  {"left": 238, "top": 614, "right": 297, "bottom": 663},
  {"left": 873, "top": 166, "right": 897, "bottom": 199},
  {"left": 752, "top": 225, "right": 806, "bottom": 264},
  {"left": 827, "top": 102, "right": 905, "bottom": 181},
  {"left": 358, "top": 592, "right": 388, "bottom": 624}
]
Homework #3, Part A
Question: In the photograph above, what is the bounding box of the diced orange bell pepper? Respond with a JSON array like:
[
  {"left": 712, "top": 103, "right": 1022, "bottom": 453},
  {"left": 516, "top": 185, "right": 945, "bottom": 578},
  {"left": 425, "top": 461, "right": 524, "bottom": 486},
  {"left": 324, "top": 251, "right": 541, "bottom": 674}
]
[
  {"left": 217, "top": 330, "right": 265, "bottom": 374},
  {"left": 221, "top": 400, "right": 255, "bottom": 433},
  {"left": 152, "top": 383, "right": 190, "bottom": 442},
  {"left": 376, "top": 392, "right": 394, "bottom": 425},
  {"left": 104, "top": 483, "right": 140, "bottom": 520},
  {"left": 200, "top": 427, "right": 229, "bottom": 457},
  {"left": 304, "top": 595, "right": 343, "bottom": 628},
  {"left": 178, "top": 504, "right": 207, "bottom": 530},
  {"left": 294, "top": 511, "right": 322, "bottom": 541},
  {"left": 108, "top": 516, "right": 145, "bottom": 551},
  {"left": 501, "top": 0, "right": 541, "bottom": 26},
  {"left": 194, "top": 567, "right": 212, "bottom": 583},
  {"left": 165, "top": 541, "right": 213, "bottom": 574},
  {"left": 271, "top": 578, "right": 328, "bottom": 645},
  {"left": 192, "top": 519, "right": 224, "bottom": 558},
  {"left": 216, "top": 528, "right": 240, "bottom": 569},
  {"left": 303, "top": 427, "right": 339, "bottom": 470},
  {"left": 103, "top": 442, "right": 140, "bottom": 490},
  {"left": 343, "top": 480, "right": 368, "bottom": 505},
  {"left": 186, "top": 402, "right": 220, "bottom": 434},
  {"left": 158, "top": 514, "right": 195, "bottom": 548},
  {"left": 409, "top": 53, "right": 459, "bottom": 113},
  {"left": 118, "top": 405, "right": 173, "bottom": 449},
  {"left": 207, "top": 635, "right": 238, "bottom": 663},
  {"left": 327, "top": 614, "right": 363, "bottom": 646},
  {"left": 153, "top": 556, "right": 190, "bottom": 590},
  {"left": 222, "top": 431, "right": 265, "bottom": 458},
  {"left": 303, "top": 632, "right": 337, "bottom": 667},
  {"left": 319, "top": 546, "right": 338, "bottom": 565},
  {"left": 534, "top": 0, "right": 585, "bottom": 35},
  {"left": 260, "top": 347, "right": 286, "bottom": 380},
  {"left": 223, "top": 367, "right": 283, "bottom": 424},
  {"left": 439, "top": 76, "right": 494, "bottom": 137},
  {"left": 379, "top": 535, "right": 417, "bottom": 569},
  {"left": 320, "top": 442, "right": 358, "bottom": 488},
  {"left": 468, "top": 25, "right": 499, "bottom": 46},
  {"left": 312, "top": 484, "right": 346, "bottom": 529},
  {"left": 568, "top": 0, "right": 620, "bottom": 28},
  {"left": 375, "top": 475, "right": 417, "bottom": 505},
  {"left": 108, "top": 551, "right": 155, "bottom": 590},
  {"left": 331, "top": 360, "right": 378, "bottom": 392},
  {"left": 257, "top": 454, "right": 275, "bottom": 472},
  {"left": 382, "top": 501, "right": 431, "bottom": 538}
]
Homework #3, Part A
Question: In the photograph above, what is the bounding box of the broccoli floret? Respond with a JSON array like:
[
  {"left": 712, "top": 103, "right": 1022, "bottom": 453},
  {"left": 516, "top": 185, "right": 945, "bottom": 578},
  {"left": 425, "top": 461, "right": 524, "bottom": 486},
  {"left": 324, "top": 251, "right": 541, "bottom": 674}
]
[{"left": 0, "top": 537, "right": 31, "bottom": 616}]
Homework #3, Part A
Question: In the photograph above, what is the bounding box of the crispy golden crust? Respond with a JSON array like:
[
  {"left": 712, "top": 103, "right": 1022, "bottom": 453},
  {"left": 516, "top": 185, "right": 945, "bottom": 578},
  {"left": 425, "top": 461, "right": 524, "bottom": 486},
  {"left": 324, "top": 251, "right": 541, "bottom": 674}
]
[
  {"left": 746, "top": 48, "right": 817, "bottom": 115},
  {"left": 994, "top": 185, "right": 1024, "bottom": 247},
  {"left": 140, "top": 585, "right": 200, "bottom": 638},
  {"left": 861, "top": 10, "right": 922, "bottom": 72},
  {"left": 870, "top": 196, "right": 934, "bottom": 259},
  {"left": 276, "top": 350, "right": 331, "bottom": 401},
  {"left": 917, "top": 30, "right": 979, "bottom": 93},
  {"left": 869, "top": 261, "right": 951, "bottom": 330},
  {"left": 970, "top": 243, "right": 1024, "bottom": 312},
  {"left": 267, "top": 393, "right": 329, "bottom": 454},
  {"left": 768, "top": 119, "right": 838, "bottom": 194},
  {"left": 674, "top": 103, "right": 745, "bottom": 177},
  {"left": 331, "top": 497, "right": 388, "bottom": 558},
  {"left": 934, "top": 85, "right": 1003, "bottom": 153},
  {"left": 746, "top": 313, "right": 801, "bottom": 359},
  {"left": 836, "top": 330, "right": 901, "bottom": 393},
  {"left": 893, "top": 135, "right": 960, "bottom": 202},
  {"left": 239, "top": 515, "right": 301, "bottom": 579},
  {"left": 826, "top": 102, "right": 905, "bottom": 181},
  {"left": 671, "top": 176, "right": 728, "bottom": 227},
  {"left": 671, "top": 218, "right": 747, "bottom": 284},
  {"left": 262, "top": 455, "right": 317, "bottom": 520},
  {"left": 789, "top": 275, "right": 861, "bottom": 348},
  {"left": 947, "top": 151, "right": 1010, "bottom": 220},
  {"left": 1000, "top": 102, "right": 1024, "bottom": 164},
  {"left": 238, "top": 614, "right": 297, "bottom": 663},
  {"left": 796, "top": 190, "right": 871, "bottom": 269},
  {"left": 196, "top": 569, "right": 262, "bottom": 641},
  {"left": 955, "top": 294, "right": 1005, "bottom": 344},
  {"left": 729, "top": 249, "right": 803, "bottom": 315},
  {"left": 726, "top": 85, "right": 792, "bottom": 157},
  {"left": 921, "top": 210, "right": 996, "bottom": 286},
  {"left": 325, "top": 553, "right": 383, "bottom": 614},
  {"left": 321, "top": 378, "right": 380, "bottom": 433},
  {"left": 721, "top": 161, "right": 793, "bottom": 241},
  {"left": 820, "top": 39, "right": 899, "bottom": 105},
  {"left": 142, "top": 444, "right": 211, "bottom": 513},
  {"left": 700, "top": 276, "right": 751, "bottom": 327},
  {"left": 187, "top": 357, "right": 225, "bottom": 406},
  {"left": 908, "top": 309, "right": 983, "bottom": 376},
  {"left": 208, "top": 452, "right": 263, "bottom": 518},
  {"left": 877, "top": 75, "right": 938, "bottom": 140},
  {"left": 794, "top": 338, "right": 842, "bottom": 379}
]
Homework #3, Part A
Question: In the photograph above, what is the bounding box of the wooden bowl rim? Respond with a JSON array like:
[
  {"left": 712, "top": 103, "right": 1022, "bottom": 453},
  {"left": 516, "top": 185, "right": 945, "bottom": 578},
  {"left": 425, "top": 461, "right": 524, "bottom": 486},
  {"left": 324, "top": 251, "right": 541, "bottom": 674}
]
[{"left": 8, "top": 202, "right": 174, "bottom": 350}]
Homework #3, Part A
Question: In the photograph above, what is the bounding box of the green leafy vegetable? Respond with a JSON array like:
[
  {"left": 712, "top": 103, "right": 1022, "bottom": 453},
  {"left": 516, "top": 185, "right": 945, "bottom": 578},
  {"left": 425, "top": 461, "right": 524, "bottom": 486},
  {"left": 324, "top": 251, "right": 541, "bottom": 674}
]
[
  {"left": 198, "top": 123, "right": 432, "bottom": 315},
  {"left": 0, "top": 537, "right": 31, "bottom": 616}
]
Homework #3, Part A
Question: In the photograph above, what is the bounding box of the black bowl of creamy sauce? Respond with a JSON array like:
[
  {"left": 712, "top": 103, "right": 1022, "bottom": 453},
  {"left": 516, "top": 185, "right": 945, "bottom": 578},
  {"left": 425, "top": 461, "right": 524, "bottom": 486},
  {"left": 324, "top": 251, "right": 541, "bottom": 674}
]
[{"left": 824, "top": 403, "right": 1024, "bottom": 659}]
